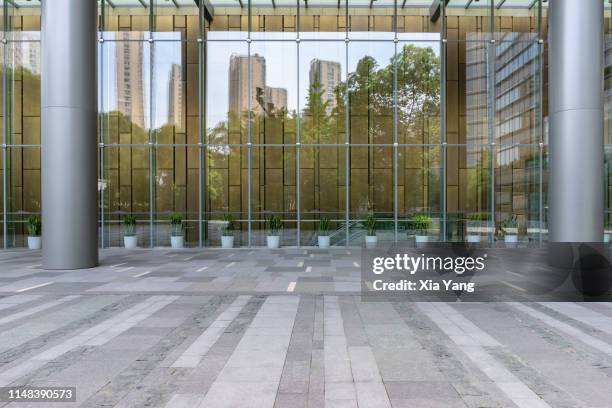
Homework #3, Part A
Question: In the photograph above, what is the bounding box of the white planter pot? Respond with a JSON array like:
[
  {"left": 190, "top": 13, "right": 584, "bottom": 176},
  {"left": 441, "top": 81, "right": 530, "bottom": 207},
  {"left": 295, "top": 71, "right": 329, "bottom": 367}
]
[
  {"left": 171, "top": 236, "right": 184, "bottom": 249},
  {"left": 467, "top": 234, "right": 480, "bottom": 244},
  {"left": 221, "top": 236, "right": 234, "bottom": 249},
  {"left": 605, "top": 233, "right": 611, "bottom": 244},
  {"left": 124, "top": 235, "right": 138, "bottom": 249},
  {"left": 365, "top": 235, "right": 378, "bottom": 249},
  {"left": 27, "top": 236, "right": 41, "bottom": 250},
  {"left": 267, "top": 235, "right": 280, "bottom": 249},
  {"left": 504, "top": 234, "right": 518, "bottom": 248},
  {"left": 415, "top": 235, "right": 428, "bottom": 248},
  {"left": 318, "top": 236, "right": 330, "bottom": 249}
]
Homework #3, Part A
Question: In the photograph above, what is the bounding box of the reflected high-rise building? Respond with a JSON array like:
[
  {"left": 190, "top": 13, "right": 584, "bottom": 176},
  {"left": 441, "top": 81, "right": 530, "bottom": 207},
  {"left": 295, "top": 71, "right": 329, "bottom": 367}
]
[
  {"left": 116, "top": 32, "right": 146, "bottom": 130},
  {"left": 264, "top": 86, "right": 287, "bottom": 113},
  {"left": 465, "top": 32, "right": 542, "bottom": 220},
  {"left": 309, "top": 59, "right": 341, "bottom": 115},
  {"left": 167, "top": 63, "right": 183, "bottom": 129},
  {"left": 229, "top": 53, "right": 266, "bottom": 116},
  {"left": 13, "top": 32, "right": 41, "bottom": 75}
]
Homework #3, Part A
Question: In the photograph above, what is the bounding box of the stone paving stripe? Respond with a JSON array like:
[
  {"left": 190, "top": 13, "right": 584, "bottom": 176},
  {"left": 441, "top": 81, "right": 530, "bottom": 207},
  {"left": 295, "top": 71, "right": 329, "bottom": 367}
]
[
  {"left": 353, "top": 262, "right": 360, "bottom": 268},
  {"left": 424, "top": 303, "right": 501, "bottom": 347},
  {"left": 417, "top": 302, "right": 551, "bottom": 408},
  {"left": 111, "top": 263, "right": 127, "bottom": 268},
  {"left": 324, "top": 296, "right": 357, "bottom": 406},
  {"left": 197, "top": 296, "right": 298, "bottom": 408},
  {"left": 501, "top": 281, "right": 527, "bottom": 292},
  {"left": 0, "top": 294, "right": 42, "bottom": 311},
  {"left": 0, "top": 295, "right": 80, "bottom": 326},
  {"left": 305, "top": 266, "right": 312, "bottom": 273},
  {"left": 0, "top": 296, "right": 178, "bottom": 387},
  {"left": 506, "top": 270, "right": 524, "bottom": 278},
  {"left": 226, "top": 262, "right": 236, "bottom": 268},
  {"left": 27, "top": 264, "right": 41, "bottom": 269},
  {"left": 196, "top": 266, "right": 208, "bottom": 272},
  {"left": 172, "top": 295, "right": 252, "bottom": 368},
  {"left": 15, "top": 281, "right": 54, "bottom": 293},
  {"left": 287, "top": 282, "right": 296, "bottom": 292},
  {"left": 184, "top": 256, "right": 194, "bottom": 261},
  {"left": 82, "top": 296, "right": 178, "bottom": 346},
  {"left": 539, "top": 302, "right": 612, "bottom": 335},
  {"left": 165, "top": 394, "right": 203, "bottom": 408},
  {"left": 117, "top": 266, "right": 135, "bottom": 273},
  {"left": 297, "top": 261, "right": 304, "bottom": 267},
  {"left": 133, "top": 270, "right": 152, "bottom": 278},
  {"left": 509, "top": 302, "right": 612, "bottom": 356}
]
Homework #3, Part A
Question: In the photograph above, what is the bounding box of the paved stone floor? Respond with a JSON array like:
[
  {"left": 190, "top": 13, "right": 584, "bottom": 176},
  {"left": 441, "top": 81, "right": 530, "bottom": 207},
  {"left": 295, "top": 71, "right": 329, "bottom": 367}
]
[{"left": 0, "top": 248, "right": 611, "bottom": 407}]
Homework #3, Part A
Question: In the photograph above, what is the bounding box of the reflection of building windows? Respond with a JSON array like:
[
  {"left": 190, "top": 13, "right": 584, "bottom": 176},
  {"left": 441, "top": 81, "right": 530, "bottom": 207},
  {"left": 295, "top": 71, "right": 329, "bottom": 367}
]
[
  {"left": 264, "top": 87, "right": 287, "bottom": 113},
  {"left": 466, "top": 32, "right": 541, "bottom": 221},
  {"left": 229, "top": 53, "right": 266, "bottom": 115},
  {"left": 167, "top": 64, "right": 183, "bottom": 128},
  {"left": 309, "top": 59, "right": 341, "bottom": 115},
  {"left": 116, "top": 32, "right": 146, "bottom": 130}
]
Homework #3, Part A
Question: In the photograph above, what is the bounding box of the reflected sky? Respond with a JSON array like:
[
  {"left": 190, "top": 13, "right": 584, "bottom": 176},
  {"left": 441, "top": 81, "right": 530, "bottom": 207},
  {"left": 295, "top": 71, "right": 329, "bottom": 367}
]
[
  {"left": 207, "top": 31, "right": 439, "bottom": 130},
  {"left": 77, "top": 30, "right": 439, "bottom": 131}
]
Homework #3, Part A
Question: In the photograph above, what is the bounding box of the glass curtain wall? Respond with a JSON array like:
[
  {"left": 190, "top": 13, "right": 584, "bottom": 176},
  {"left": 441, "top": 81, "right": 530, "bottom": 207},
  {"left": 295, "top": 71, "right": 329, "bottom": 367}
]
[{"left": 0, "top": 0, "right": 550, "bottom": 248}]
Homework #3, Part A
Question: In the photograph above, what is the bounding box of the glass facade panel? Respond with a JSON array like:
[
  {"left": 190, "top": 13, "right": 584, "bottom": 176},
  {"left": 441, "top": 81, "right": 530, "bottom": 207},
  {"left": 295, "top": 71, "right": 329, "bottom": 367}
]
[
  {"left": 299, "top": 145, "right": 346, "bottom": 245},
  {"left": 398, "top": 146, "right": 441, "bottom": 233},
  {"left": 251, "top": 146, "right": 297, "bottom": 246},
  {"left": 446, "top": 145, "right": 492, "bottom": 242},
  {"left": 494, "top": 143, "right": 542, "bottom": 245},
  {"left": 5, "top": 33, "right": 40, "bottom": 248},
  {"left": 101, "top": 146, "right": 151, "bottom": 247},
  {"left": 1, "top": 0, "right": 555, "bottom": 248},
  {"left": 299, "top": 41, "right": 345, "bottom": 145}
]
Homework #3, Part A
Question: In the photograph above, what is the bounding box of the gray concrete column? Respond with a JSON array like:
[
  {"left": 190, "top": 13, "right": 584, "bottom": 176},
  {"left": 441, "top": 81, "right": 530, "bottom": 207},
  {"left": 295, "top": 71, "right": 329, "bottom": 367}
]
[
  {"left": 549, "top": 0, "right": 604, "bottom": 243},
  {"left": 41, "top": 0, "right": 98, "bottom": 269}
]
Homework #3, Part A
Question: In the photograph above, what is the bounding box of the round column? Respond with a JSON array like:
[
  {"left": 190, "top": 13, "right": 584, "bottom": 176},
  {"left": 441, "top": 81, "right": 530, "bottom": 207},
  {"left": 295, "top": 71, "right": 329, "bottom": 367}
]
[
  {"left": 549, "top": 0, "right": 604, "bottom": 243},
  {"left": 41, "top": 0, "right": 98, "bottom": 269}
]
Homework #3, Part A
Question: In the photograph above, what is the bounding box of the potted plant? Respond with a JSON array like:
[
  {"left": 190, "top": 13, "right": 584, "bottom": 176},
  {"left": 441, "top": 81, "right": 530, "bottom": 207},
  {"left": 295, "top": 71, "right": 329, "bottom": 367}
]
[
  {"left": 170, "top": 213, "right": 184, "bottom": 248},
  {"left": 26, "top": 215, "right": 41, "bottom": 250},
  {"left": 500, "top": 215, "right": 518, "bottom": 248},
  {"left": 221, "top": 214, "right": 235, "bottom": 249},
  {"left": 362, "top": 213, "right": 377, "bottom": 249},
  {"left": 123, "top": 215, "right": 138, "bottom": 249},
  {"left": 408, "top": 214, "right": 431, "bottom": 248},
  {"left": 466, "top": 213, "right": 484, "bottom": 244},
  {"left": 318, "top": 217, "right": 331, "bottom": 249},
  {"left": 266, "top": 215, "right": 282, "bottom": 249}
]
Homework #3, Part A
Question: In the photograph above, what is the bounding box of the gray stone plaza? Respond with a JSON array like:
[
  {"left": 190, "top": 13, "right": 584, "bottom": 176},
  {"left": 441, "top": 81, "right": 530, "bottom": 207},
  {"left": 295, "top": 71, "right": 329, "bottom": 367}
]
[{"left": 0, "top": 248, "right": 611, "bottom": 407}]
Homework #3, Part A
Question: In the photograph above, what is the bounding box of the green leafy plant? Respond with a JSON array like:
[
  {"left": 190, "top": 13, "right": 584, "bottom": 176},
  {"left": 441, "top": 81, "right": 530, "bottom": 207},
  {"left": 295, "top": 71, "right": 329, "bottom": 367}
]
[
  {"left": 26, "top": 215, "right": 41, "bottom": 237},
  {"left": 361, "top": 214, "right": 377, "bottom": 236},
  {"left": 267, "top": 215, "right": 283, "bottom": 236},
  {"left": 500, "top": 215, "right": 518, "bottom": 235},
  {"left": 407, "top": 214, "right": 431, "bottom": 236},
  {"left": 123, "top": 215, "right": 137, "bottom": 237},
  {"left": 466, "top": 213, "right": 488, "bottom": 230},
  {"left": 170, "top": 213, "right": 184, "bottom": 237},
  {"left": 319, "top": 217, "right": 330, "bottom": 236},
  {"left": 222, "top": 214, "right": 234, "bottom": 237}
]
